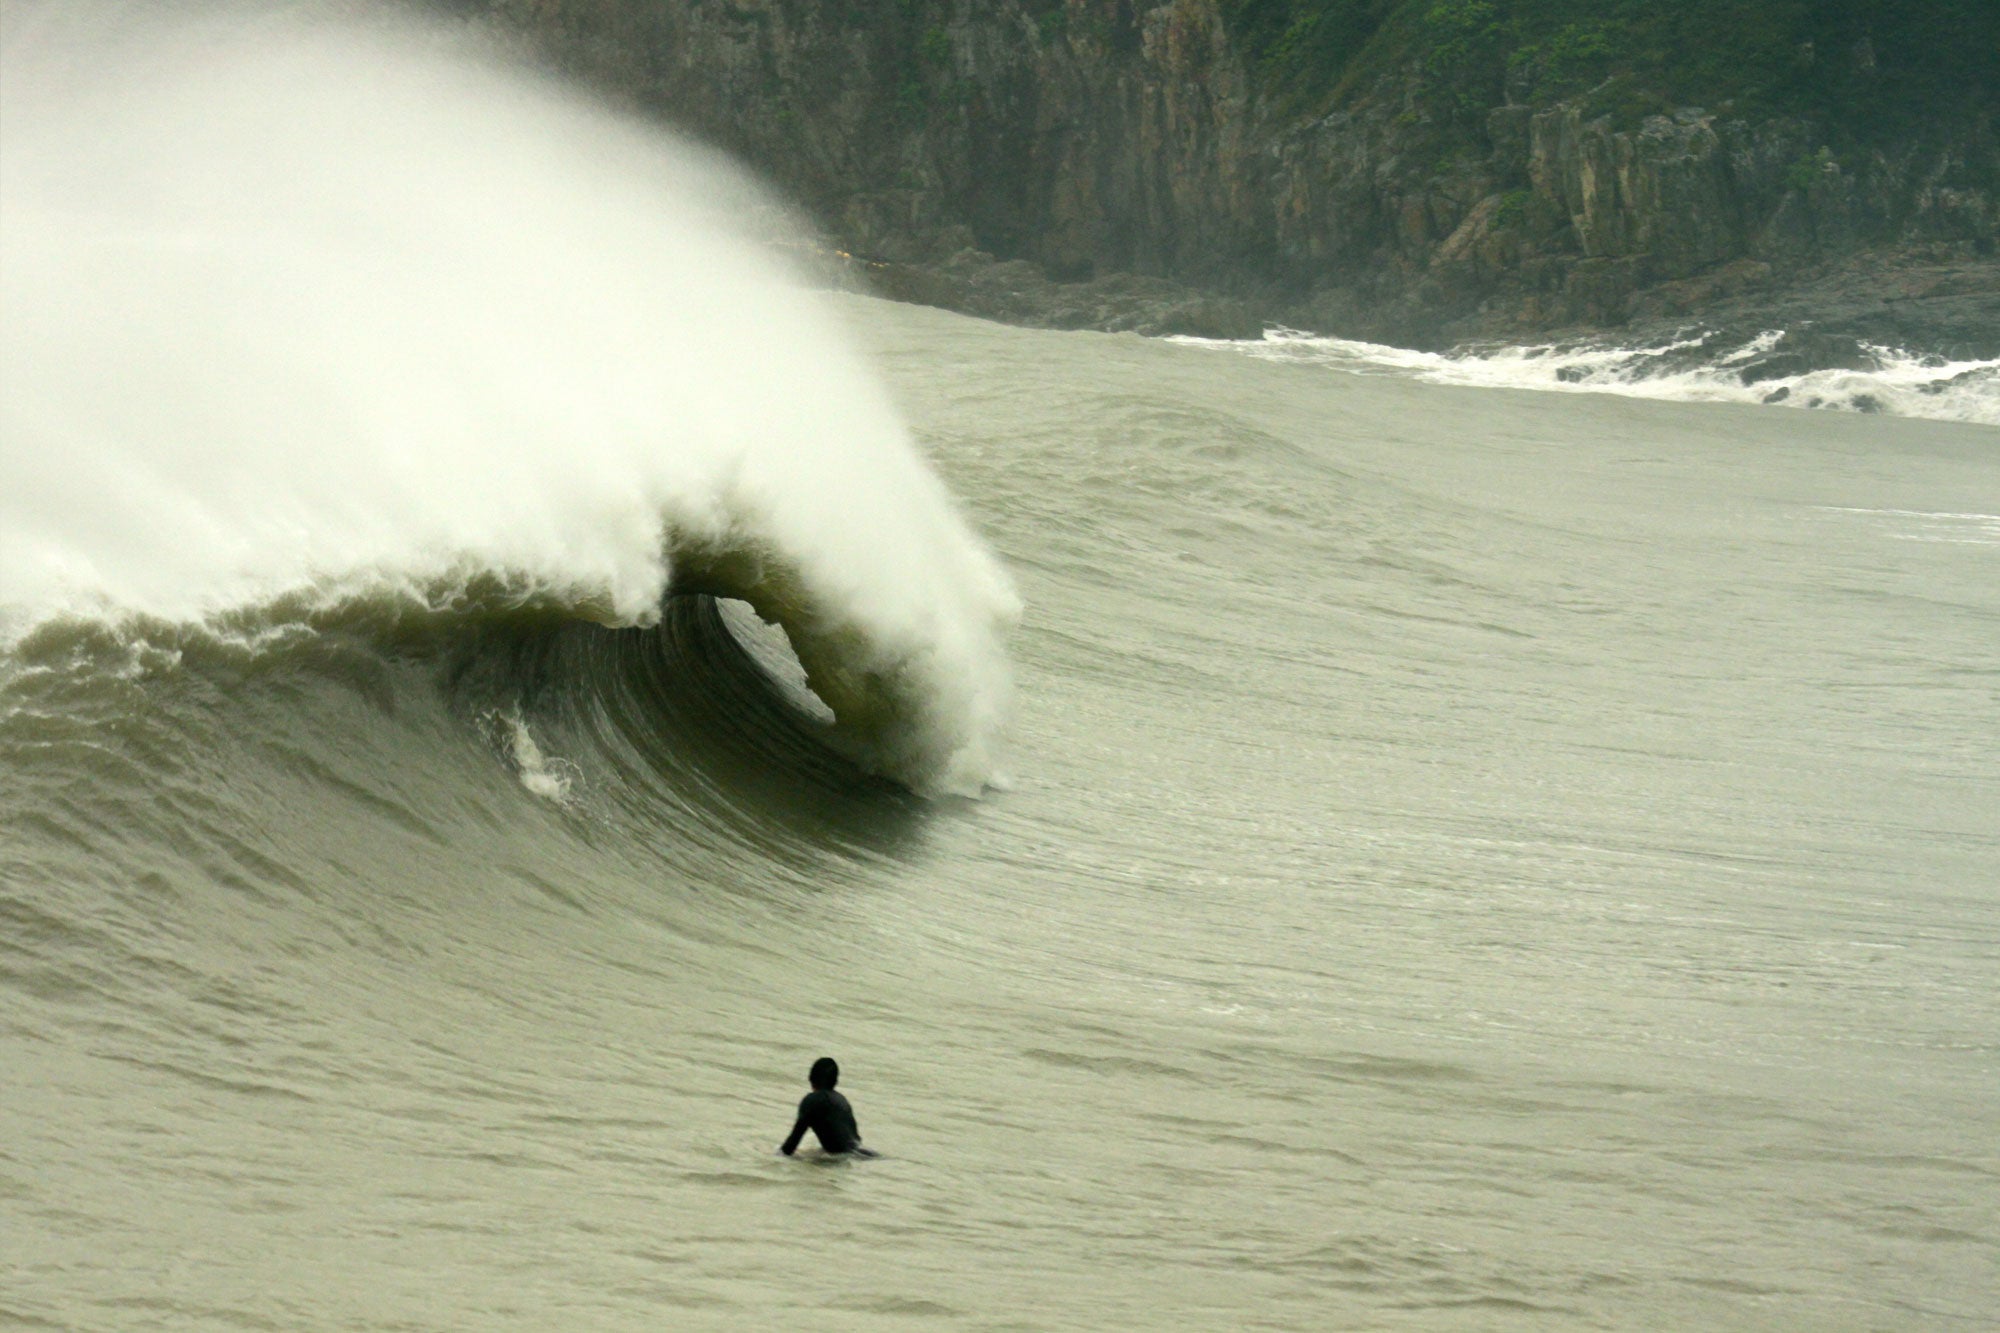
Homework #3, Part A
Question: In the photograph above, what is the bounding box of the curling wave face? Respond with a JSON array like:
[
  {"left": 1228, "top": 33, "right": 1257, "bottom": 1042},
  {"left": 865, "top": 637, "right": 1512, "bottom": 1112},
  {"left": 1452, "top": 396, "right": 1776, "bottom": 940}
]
[{"left": 0, "top": 1, "right": 1017, "bottom": 794}]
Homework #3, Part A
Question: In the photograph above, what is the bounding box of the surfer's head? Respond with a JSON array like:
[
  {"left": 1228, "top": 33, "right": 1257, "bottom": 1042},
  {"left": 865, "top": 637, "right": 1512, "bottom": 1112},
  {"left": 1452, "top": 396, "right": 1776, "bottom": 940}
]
[{"left": 809, "top": 1057, "right": 839, "bottom": 1090}]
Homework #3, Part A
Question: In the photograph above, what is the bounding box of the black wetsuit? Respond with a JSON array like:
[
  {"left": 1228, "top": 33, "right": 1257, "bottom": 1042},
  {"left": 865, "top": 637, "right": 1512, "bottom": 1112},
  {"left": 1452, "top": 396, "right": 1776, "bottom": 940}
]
[{"left": 780, "top": 1088, "right": 867, "bottom": 1155}]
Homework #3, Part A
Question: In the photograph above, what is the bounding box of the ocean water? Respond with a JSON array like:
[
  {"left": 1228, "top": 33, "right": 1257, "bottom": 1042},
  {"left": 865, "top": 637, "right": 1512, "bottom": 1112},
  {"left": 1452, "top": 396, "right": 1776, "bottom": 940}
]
[{"left": 4, "top": 7, "right": 1997, "bottom": 1331}]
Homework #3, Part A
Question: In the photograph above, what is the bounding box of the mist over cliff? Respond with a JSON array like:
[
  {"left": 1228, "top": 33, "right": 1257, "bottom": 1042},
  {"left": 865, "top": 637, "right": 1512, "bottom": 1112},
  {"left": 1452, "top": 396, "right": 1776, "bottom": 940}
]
[{"left": 461, "top": 1, "right": 1998, "bottom": 348}]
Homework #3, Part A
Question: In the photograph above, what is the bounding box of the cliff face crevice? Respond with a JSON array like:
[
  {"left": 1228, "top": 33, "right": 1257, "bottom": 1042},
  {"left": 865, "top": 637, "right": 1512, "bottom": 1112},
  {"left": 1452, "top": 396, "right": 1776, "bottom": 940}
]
[{"left": 482, "top": 0, "right": 1999, "bottom": 348}]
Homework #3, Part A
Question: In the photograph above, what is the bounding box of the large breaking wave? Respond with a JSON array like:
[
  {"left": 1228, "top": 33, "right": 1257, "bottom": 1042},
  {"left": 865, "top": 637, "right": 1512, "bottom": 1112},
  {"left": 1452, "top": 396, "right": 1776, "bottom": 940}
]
[{"left": 0, "top": 2, "right": 1017, "bottom": 795}]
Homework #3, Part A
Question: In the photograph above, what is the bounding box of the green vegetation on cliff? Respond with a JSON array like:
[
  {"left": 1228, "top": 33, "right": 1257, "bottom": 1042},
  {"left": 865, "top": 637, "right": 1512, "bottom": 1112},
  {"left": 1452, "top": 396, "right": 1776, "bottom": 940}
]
[
  {"left": 470, "top": 0, "right": 1997, "bottom": 344},
  {"left": 1221, "top": 0, "right": 2000, "bottom": 138}
]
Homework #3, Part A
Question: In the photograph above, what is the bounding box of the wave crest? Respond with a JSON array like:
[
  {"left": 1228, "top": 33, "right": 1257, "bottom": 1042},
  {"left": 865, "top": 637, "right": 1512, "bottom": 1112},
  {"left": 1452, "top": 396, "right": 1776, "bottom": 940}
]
[{"left": 0, "top": 1, "right": 1017, "bottom": 794}]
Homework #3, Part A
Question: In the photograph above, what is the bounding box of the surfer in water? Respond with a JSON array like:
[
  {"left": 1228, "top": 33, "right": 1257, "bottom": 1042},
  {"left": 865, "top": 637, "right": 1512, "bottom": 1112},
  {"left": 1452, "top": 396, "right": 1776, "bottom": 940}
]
[{"left": 778, "top": 1057, "right": 876, "bottom": 1158}]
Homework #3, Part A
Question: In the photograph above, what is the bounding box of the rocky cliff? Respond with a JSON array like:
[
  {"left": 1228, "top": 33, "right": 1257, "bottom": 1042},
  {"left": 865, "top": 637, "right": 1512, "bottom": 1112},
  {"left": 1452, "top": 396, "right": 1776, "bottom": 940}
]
[{"left": 474, "top": 0, "right": 1999, "bottom": 352}]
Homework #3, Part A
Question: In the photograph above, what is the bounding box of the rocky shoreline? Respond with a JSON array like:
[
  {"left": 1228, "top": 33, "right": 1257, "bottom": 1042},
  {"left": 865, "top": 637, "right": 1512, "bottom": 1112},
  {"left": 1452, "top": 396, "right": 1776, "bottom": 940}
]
[
  {"left": 852, "top": 240, "right": 2000, "bottom": 378},
  {"left": 472, "top": 0, "right": 1997, "bottom": 377}
]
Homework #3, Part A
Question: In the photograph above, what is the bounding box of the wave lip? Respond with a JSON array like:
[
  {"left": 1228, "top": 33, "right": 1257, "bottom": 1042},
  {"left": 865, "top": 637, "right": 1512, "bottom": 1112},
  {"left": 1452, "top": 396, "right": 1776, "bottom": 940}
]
[
  {"left": 1175, "top": 327, "right": 2000, "bottom": 425},
  {"left": 0, "top": 0, "right": 1017, "bottom": 795}
]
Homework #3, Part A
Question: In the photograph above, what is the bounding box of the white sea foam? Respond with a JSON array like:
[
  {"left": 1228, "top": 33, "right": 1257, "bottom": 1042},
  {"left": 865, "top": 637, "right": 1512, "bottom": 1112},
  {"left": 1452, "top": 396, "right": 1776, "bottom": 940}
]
[
  {"left": 1175, "top": 328, "right": 2000, "bottom": 426},
  {"left": 0, "top": 1, "right": 1018, "bottom": 792},
  {"left": 1815, "top": 507, "right": 2000, "bottom": 545},
  {"left": 495, "top": 708, "right": 578, "bottom": 802}
]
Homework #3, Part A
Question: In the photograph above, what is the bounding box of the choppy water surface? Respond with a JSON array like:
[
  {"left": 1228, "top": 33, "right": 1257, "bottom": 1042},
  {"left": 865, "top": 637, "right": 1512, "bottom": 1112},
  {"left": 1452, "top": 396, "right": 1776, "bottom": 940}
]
[{"left": 4, "top": 8, "right": 1997, "bottom": 1331}]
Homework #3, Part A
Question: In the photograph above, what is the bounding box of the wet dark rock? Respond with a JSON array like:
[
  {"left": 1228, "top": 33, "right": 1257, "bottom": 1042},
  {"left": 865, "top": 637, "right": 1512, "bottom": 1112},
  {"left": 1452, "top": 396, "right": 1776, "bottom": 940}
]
[
  {"left": 1620, "top": 247, "right": 2000, "bottom": 363},
  {"left": 1736, "top": 330, "right": 1878, "bottom": 384},
  {"left": 1918, "top": 366, "right": 1995, "bottom": 395},
  {"left": 861, "top": 249, "right": 1266, "bottom": 340}
]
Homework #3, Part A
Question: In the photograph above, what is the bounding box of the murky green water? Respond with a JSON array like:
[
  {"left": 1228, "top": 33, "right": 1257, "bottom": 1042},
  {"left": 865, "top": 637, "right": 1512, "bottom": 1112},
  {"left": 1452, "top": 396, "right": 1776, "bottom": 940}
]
[{"left": 8, "top": 288, "right": 1996, "bottom": 1329}]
